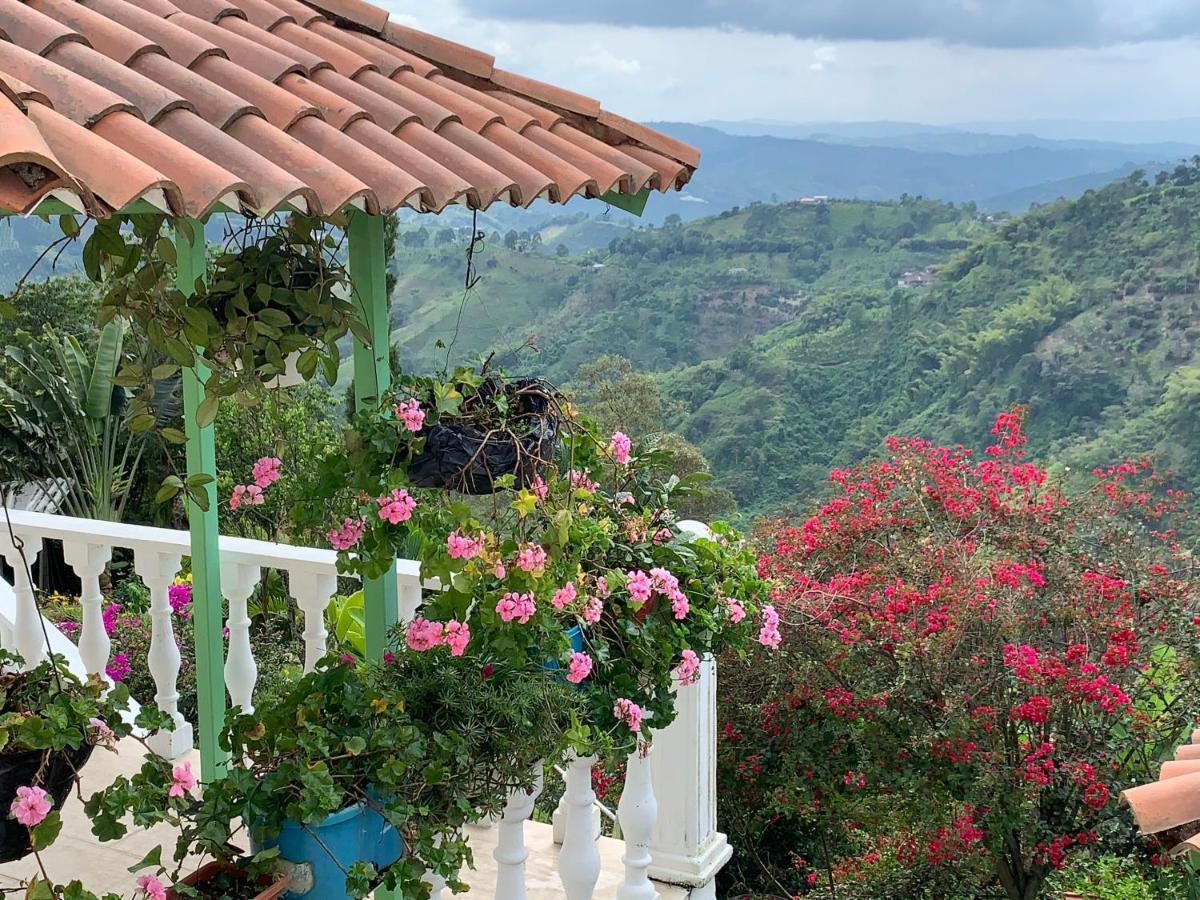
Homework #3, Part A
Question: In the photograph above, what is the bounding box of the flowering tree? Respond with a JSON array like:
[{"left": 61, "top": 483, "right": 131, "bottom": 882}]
[{"left": 727, "top": 409, "right": 1200, "bottom": 899}]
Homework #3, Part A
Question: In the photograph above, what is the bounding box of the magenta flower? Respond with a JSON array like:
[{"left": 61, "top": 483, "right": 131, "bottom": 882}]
[
  {"left": 673, "top": 649, "right": 701, "bottom": 686},
  {"left": 10, "top": 785, "right": 51, "bottom": 827},
  {"left": 758, "top": 604, "right": 782, "bottom": 649},
  {"left": 59, "top": 620, "right": 80, "bottom": 637},
  {"left": 376, "top": 489, "right": 416, "bottom": 525},
  {"left": 613, "top": 698, "right": 643, "bottom": 732},
  {"left": 566, "top": 651, "right": 593, "bottom": 684},
  {"left": 610, "top": 431, "right": 632, "bottom": 464},
  {"left": 252, "top": 456, "right": 282, "bottom": 489},
  {"left": 168, "top": 582, "right": 193, "bottom": 618},
  {"left": 496, "top": 592, "right": 536, "bottom": 624},
  {"left": 169, "top": 761, "right": 197, "bottom": 798},
  {"left": 394, "top": 398, "right": 426, "bottom": 432},
  {"left": 137, "top": 874, "right": 167, "bottom": 900},
  {"left": 443, "top": 620, "right": 470, "bottom": 656},
  {"left": 102, "top": 603, "right": 122, "bottom": 636},
  {"left": 327, "top": 517, "right": 366, "bottom": 551},
  {"left": 106, "top": 653, "right": 131, "bottom": 683}
]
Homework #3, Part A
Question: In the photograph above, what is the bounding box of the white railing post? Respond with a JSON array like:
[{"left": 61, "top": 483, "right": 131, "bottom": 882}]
[
  {"left": 493, "top": 767, "right": 543, "bottom": 900},
  {"left": 135, "top": 549, "right": 193, "bottom": 758},
  {"left": 0, "top": 530, "right": 43, "bottom": 670},
  {"left": 559, "top": 751, "right": 601, "bottom": 900},
  {"left": 292, "top": 572, "right": 338, "bottom": 672},
  {"left": 62, "top": 541, "right": 112, "bottom": 678},
  {"left": 397, "top": 574, "right": 422, "bottom": 623},
  {"left": 646, "top": 654, "right": 729, "bottom": 899},
  {"left": 221, "top": 561, "right": 261, "bottom": 713},
  {"left": 617, "top": 743, "right": 659, "bottom": 900}
]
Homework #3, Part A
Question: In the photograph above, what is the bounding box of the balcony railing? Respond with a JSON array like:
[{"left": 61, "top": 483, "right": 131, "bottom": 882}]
[{"left": 0, "top": 507, "right": 729, "bottom": 899}]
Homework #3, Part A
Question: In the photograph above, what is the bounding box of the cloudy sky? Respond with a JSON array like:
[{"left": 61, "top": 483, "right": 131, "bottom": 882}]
[{"left": 381, "top": 1, "right": 1199, "bottom": 125}]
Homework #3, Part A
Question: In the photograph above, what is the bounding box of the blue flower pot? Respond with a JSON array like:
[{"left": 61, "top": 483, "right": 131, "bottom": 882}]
[
  {"left": 542, "top": 625, "right": 584, "bottom": 677},
  {"left": 253, "top": 800, "right": 403, "bottom": 899}
]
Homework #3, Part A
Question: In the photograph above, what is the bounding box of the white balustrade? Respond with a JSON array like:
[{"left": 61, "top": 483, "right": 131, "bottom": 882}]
[
  {"left": 559, "top": 751, "right": 602, "bottom": 899},
  {"left": 62, "top": 541, "right": 112, "bottom": 679},
  {"left": 136, "top": 549, "right": 193, "bottom": 758},
  {"left": 617, "top": 744, "right": 659, "bottom": 900},
  {"left": 0, "top": 529, "right": 44, "bottom": 670},
  {"left": 221, "top": 561, "right": 261, "bottom": 713},
  {"left": 398, "top": 574, "right": 423, "bottom": 623},
  {"left": 292, "top": 571, "right": 338, "bottom": 671},
  {"left": 494, "top": 768, "right": 544, "bottom": 900}
]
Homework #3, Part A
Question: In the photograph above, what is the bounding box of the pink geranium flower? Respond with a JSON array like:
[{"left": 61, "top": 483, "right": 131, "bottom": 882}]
[
  {"left": 252, "top": 456, "right": 282, "bottom": 489},
  {"left": 551, "top": 582, "right": 577, "bottom": 610},
  {"left": 443, "top": 620, "right": 470, "bottom": 656},
  {"left": 516, "top": 544, "right": 547, "bottom": 574},
  {"left": 230, "top": 483, "right": 264, "bottom": 510},
  {"left": 406, "top": 617, "right": 445, "bottom": 652},
  {"left": 613, "top": 698, "right": 643, "bottom": 732},
  {"left": 758, "top": 604, "right": 782, "bottom": 649},
  {"left": 10, "top": 785, "right": 51, "bottom": 827},
  {"left": 394, "top": 398, "right": 426, "bottom": 432},
  {"left": 137, "top": 874, "right": 167, "bottom": 900},
  {"left": 447, "top": 530, "right": 484, "bottom": 560},
  {"left": 724, "top": 597, "right": 747, "bottom": 624},
  {"left": 376, "top": 489, "right": 416, "bottom": 525},
  {"left": 582, "top": 595, "right": 603, "bottom": 624},
  {"left": 673, "top": 649, "right": 701, "bottom": 686},
  {"left": 626, "top": 570, "right": 653, "bottom": 603},
  {"left": 610, "top": 431, "right": 632, "bottom": 464},
  {"left": 327, "top": 517, "right": 366, "bottom": 551},
  {"left": 496, "top": 592, "right": 536, "bottom": 624},
  {"left": 169, "top": 761, "right": 197, "bottom": 798},
  {"left": 566, "top": 651, "right": 593, "bottom": 684}
]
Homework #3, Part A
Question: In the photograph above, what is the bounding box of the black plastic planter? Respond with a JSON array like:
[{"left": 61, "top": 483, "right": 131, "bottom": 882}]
[
  {"left": 407, "top": 378, "right": 560, "bottom": 495},
  {"left": 0, "top": 743, "right": 93, "bottom": 862}
]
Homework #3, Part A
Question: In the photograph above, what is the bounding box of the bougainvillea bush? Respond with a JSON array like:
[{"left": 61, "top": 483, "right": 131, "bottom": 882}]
[
  {"left": 292, "top": 369, "right": 773, "bottom": 754},
  {"left": 720, "top": 409, "right": 1200, "bottom": 900}
]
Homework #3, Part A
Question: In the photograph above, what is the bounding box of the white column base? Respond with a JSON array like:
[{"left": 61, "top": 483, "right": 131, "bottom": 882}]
[
  {"left": 147, "top": 720, "right": 194, "bottom": 760},
  {"left": 646, "top": 830, "right": 731, "bottom": 889}
]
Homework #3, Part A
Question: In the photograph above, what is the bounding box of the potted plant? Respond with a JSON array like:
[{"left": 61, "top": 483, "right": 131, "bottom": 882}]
[
  {"left": 293, "top": 383, "right": 774, "bottom": 753},
  {"left": 0, "top": 648, "right": 145, "bottom": 864},
  {"left": 85, "top": 650, "right": 578, "bottom": 900}
]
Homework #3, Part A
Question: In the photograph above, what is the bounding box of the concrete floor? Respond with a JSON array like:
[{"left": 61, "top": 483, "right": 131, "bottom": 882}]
[{"left": 0, "top": 738, "right": 687, "bottom": 898}]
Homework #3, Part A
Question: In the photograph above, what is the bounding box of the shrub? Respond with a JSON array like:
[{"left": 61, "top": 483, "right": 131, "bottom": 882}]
[{"left": 720, "top": 409, "right": 1200, "bottom": 899}]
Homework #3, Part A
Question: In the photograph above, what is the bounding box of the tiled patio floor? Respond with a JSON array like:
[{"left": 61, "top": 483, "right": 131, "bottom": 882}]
[{"left": 0, "top": 739, "right": 686, "bottom": 898}]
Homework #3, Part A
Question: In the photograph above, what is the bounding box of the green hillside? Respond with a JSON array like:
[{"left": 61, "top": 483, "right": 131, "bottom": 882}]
[{"left": 387, "top": 165, "right": 1200, "bottom": 517}]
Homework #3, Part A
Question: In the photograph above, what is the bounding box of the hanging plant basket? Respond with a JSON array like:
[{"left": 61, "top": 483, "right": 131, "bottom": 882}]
[
  {"left": 407, "top": 377, "right": 561, "bottom": 495},
  {"left": 0, "top": 743, "right": 93, "bottom": 863},
  {"left": 167, "top": 861, "right": 288, "bottom": 900}
]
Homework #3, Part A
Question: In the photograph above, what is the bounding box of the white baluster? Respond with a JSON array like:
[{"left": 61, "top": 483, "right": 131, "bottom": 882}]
[
  {"left": 0, "top": 531, "right": 44, "bottom": 670},
  {"left": 397, "top": 575, "right": 422, "bottom": 623},
  {"left": 553, "top": 780, "right": 601, "bottom": 845},
  {"left": 62, "top": 541, "right": 112, "bottom": 678},
  {"left": 617, "top": 743, "right": 659, "bottom": 900},
  {"left": 136, "top": 550, "right": 192, "bottom": 758},
  {"left": 494, "top": 768, "right": 544, "bottom": 900},
  {"left": 559, "top": 752, "right": 601, "bottom": 900},
  {"left": 221, "top": 562, "right": 261, "bottom": 713},
  {"left": 292, "top": 572, "right": 337, "bottom": 672}
]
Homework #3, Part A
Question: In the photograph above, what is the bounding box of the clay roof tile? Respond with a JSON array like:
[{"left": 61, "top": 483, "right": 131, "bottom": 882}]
[
  {"left": 491, "top": 67, "right": 599, "bottom": 119},
  {"left": 130, "top": 51, "right": 257, "bottom": 129},
  {"left": 168, "top": 0, "right": 244, "bottom": 23},
  {"left": 380, "top": 21, "right": 494, "bottom": 79},
  {"left": 168, "top": 11, "right": 303, "bottom": 81},
  {"left": 278, "top": 71, "right": 367, "bottom": 130},
  {"left": 1122, "top": 771, "right": 1200, "bottom": 835},
  {"left": 271, "top": 19, "right": 372, "bottom": 78},
  {"left": 224, "top": 0, "right": 293, "bottom": 31},
  {"left": 46, "top": 41, "right": 191, "bottom": 124},
  {"left": 301, "top": 0, "right": 386, "bottom": 34},
  {"left": 80, "top": 0, "right": 224, "bottom": 68},
  {"left": 27, "top": 0, "right": 161, "bottom": 65},
  {"left": 309, "top": 67, "right": 415, "bottom": 131},
  {"left": 0, "top": 0, "right": 88, "bottom": 56},
  {"left": 192, "top": 53, "right": 316, "bottom": 130},
  {"left": 0, "top": 40, "right": 139, "bottom": 126}
]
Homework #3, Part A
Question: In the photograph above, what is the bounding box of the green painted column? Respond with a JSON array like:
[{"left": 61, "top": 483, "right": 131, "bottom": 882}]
[
  {"left": 177, "top": 218, "right": 229, "bottom": 778},
  {"left": 348, "top": 210, "right": 398, "bottom": 662}
]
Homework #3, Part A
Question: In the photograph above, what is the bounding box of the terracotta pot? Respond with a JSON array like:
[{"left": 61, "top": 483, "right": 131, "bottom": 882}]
[{"left": 166, "top": 862, "right": 288, "bottom": 900}]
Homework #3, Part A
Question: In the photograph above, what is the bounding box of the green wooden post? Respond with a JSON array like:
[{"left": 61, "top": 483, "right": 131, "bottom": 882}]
[
  {"left": 178, "top": 218, "right": 229, "bottom": 778},
  {"left": 348, "top": 210, "right": 398, "bottom": 662}
]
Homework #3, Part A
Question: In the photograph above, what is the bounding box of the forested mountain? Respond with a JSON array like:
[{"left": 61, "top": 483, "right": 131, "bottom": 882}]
[{"left": 386, "top": 164, "right": 1200, "bottom": 517}]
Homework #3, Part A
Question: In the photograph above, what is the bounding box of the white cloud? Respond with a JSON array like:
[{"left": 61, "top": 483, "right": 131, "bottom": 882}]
[{"left": 809, "top": 45, "right": 838, "bottom": 71}]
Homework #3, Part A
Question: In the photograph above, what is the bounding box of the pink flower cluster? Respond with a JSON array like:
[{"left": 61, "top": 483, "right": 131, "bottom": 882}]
[
  {"left": 394, "top": 398, "right": 425, "bottom": 432},
  {"left": 137, "top": 874, "right": 167, "bottom": 900},
  {"left": 758, "top": 605, "right": 782, "bottom": 649},
  {"left": 231, "top": 457, "right": 282, "bottom": 509},
  {"left": 168, "top": 582, "right": 192, "bottom": 617},
  {"left": 405, "top": 617, "right": 472, "bottom": 655},
  {"left": 327, "top": 517, "right": 366, "bottom": 550},
  {"left": 566, "top": 651, "right": 593, "bottom": 684},
  {"left": 497, "top": 592, "right": 536, "bottom": 624},
  {"left": 447, "top": 530, "right": 485, "bottom": 560},
  {"left": 252, "top": 456, "right": 282, "bottom": 488},
  {"left": 169, "top": 761, "right": 197, "bottom": 798},
  {"left": 674, "top": 649, "right": 701, "bottom": 686},
  {"left": 569, "top": 469, "right": 598, "bottom": 493},
  {"left": 626, "top": 568, "right": 690, "bottom": 619},
  {"left": 531, "top": 475, "right": 549, "bottom": 500},
  {"left": 582, "top": 595, "right": 604, "bottom": 624},
  {"left": 724, "top": 597, "right": 747, "bottom": 624},
  {"left": 229, "top": 483, "right": 264, "bottom": 509},
  {"left": 10, "top": 785, "right": 51, "bottom": 827},
  {"left": 377, "top": 488, "right": 417, "bottom": 524},
  {"left": 516, "top": 543, "right": 547, "bottom": 573},
  {"left": 610, "top": 431, "right": 632, "bottom": 464},
  {"left": 613, "top": 697, "right": 643, "bottom": 732},
  {"left": 551, "top": 582, "right": 578, "bottom": 610}
]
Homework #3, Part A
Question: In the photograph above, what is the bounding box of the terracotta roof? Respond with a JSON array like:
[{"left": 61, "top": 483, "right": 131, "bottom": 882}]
[
  {"left": 0, "top": 0, "right": 698, "bottom": 218},
  {"left": 1121, "top": 728, "right": 1200, "bottom": 853}
]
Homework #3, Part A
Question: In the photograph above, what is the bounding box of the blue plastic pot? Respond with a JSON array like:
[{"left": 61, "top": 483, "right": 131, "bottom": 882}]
[
  {"left": 253, "top": 800, "right": 403, "bottom": 899},
  {"left": 541, "top": 625, "right": 584, "bottom": 675}
]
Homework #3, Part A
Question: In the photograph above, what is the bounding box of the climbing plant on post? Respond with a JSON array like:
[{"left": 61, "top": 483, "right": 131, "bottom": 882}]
[{"left": 176, "top": 216, "right": 230, "bottom": 780}]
